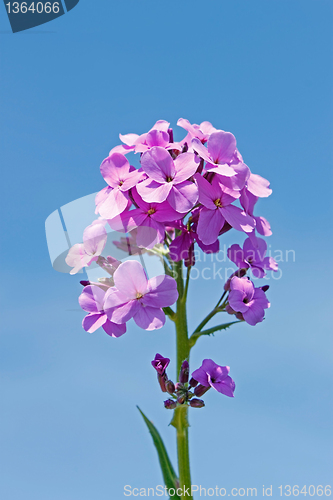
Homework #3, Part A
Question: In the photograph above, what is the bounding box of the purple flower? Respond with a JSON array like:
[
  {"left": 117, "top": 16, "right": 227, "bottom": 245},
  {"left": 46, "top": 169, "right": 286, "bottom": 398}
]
[
  {"left": 136, "top": 147, "right": 199, "bottom": 213},
  {"left": 65, "top": 221, "right": 107, "bottom": 275},
  {"left": 97, "top": 153, "right": 144, "bottom": 219},
  {"left": 104, "top": 260, "right": 178, "bottom": 331},
  {"left": 108, "top": 188, "right": 182, "bottom": 249},
  {"left": 177, "top": 118, "right": 217, "bottom": 147},
  {"left": 228, "top": 236, "right": 278, "bottom": 278},
  {"left": 79, "top": 285, "right": 126, "bottom": 338},
  {"left": 192, "top": 130, "right": 238, "bottom": 177},
  {"left": 179, "top": 360, "right": 189, "bottom": 384},
  {"left": 228, "top": 276, "right": 270, "bottom": 326},
  {"left": 195, "top": 174, "right": 255, "bottom": 245},
  {"left": 191, "top": 359, "right": 235, "bottom": 397},
  {"left": 151, "top": 353, "right": 170, "bottom": 375}
]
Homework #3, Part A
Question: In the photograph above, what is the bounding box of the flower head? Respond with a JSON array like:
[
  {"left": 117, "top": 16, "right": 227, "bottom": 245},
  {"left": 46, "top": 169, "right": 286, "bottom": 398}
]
[
  {"left": 65, "top": 221, "right": 107, "bottom": 275},
  {"left": 191, "top": 359, "right": 235, "bottom": 397},
  {"left": 104, "top": 260, "right": 178, "bottom": 331},
  {"left": 228, "top": 276, "right": 270, "bottom": 326},
  {"left": 228, "top": 236, "right": 278, "bottom": 278}
]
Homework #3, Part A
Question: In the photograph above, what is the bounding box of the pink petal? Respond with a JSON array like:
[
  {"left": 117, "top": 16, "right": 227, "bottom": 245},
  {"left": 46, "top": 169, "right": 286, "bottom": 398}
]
[
  {"left": 167, "top": 181, "right": 198, "bottom": 212},
  {"left": 133, "top": 306, "right": 165, "bottom": 331},
  {"left": 102, "top": 319, "right": 126, "bottom": 338},
  {"left": 191, "top": 138, "right": 212, "bottom": 163},
  {"left": 144, "top": 275, "right": 179, "bottom": 308},
  {"left": 98, "top": 188, "right": 129, "bottom": 219},
  {"left": 136, "top": 220, "right": 164, "bottom": 249},
  {"left": 255, "top": 216, "right": 272, "bottom": 236},
  {"left": 221, "top": 205, "right": 255, "bottom": 233},
  {"left": 136, "top": 178, "right": 173, "bottom": 203},
  {"left": 207, "top": 131, "right": 236, "bottom": 164},
  {"left": 173, "top": 152, "right": 199, "bottom": 183},
  {"left": 113, "top": 260, "right": 148, "bottom": 299},
  {"left": 100, "top": 153, "right": 130, "bottom": 188},
  {"left": 141, "top": 147, "right": 175, "bottom": 183},
  {"left": 247, "top": 173, "right": 272, "bottom": 197},
  {"left": 197, "top": 207, "right": 224, "bottom": 245},
  {"left": 83, "top": 223, "right": 107, "bottom": 256},
  {"left": 242, "top": 303, "right": 265, "bottom": 326},
  {"left": 79, "top": 285, "right": 105, "bottom": 312},
  {"left": 194, "top": 173, "right": 219, "bottom": 210},
  {"left": 119, "top": 133, "right": 140, "bottom": 146},
  {"left": 82, "top": 312, "right": 107, "bottom": 333}
]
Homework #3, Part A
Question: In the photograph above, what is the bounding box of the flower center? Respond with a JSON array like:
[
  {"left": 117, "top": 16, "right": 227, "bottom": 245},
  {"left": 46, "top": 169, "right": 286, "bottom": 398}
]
[
  {"left": 119, "top": 180, "right": 124, "bottom": 186},
  {"left": 166, "top": 176, "right": 173, "bottom": 182},
  {"left": 147, "top": 208, "right": 156, "bottom": 216},
  {"left": 136, "top": 292, "right": 144, "bottom": 299},
  {"left": 214, "top": 198, "right": 222, "bottom": 208},
  {"left": 243, "top": 298, "right": 249, "bottom": 304}
]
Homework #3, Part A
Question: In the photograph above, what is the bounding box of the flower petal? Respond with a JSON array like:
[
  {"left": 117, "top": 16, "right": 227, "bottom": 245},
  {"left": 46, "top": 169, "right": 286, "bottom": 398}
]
[
  {"left": 136, "top": 178, "right": 173, "bottom": 204},
  {"left": 102, "top": 319, "right": 127, "bottom": 338},
  {"left": 144, "top": 275, "right": 179, "bottom": 308},
  {"left": 133, "top": 306, "right": 166, "bottom": 331},
  {"left": 141, "top": 146, "right": 175, "bottom": 183},
  {"left": 207, "top": 131, "right": 236, "bottom": 164},
  {"left": 173, "top": 152, "right": 199, "bottom": 183},
  {"left": 113, "top": 260, "right": 148, "bottom": 299},
  {"left": 197, "top": 207, "right": 224, "bottom": 245},
  {"left": 82, "top": 312, "right": 107, "bottom": 333}
]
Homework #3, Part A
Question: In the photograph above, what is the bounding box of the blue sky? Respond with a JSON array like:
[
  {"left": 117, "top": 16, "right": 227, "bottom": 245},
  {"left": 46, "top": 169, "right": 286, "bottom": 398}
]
[{"left": 0, "top": 1, "right": 332, "bottom": 499}]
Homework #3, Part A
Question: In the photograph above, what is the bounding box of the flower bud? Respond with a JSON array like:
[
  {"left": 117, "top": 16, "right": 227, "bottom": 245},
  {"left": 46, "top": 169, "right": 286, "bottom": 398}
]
[
  {"left": 189, "top": 377, "right": 198, "bottom": 388},
  {"left": 261, "top": 285, "right": 270, "bottom": 292},
  {"left": 177, "top": 395, "right": 185, "bottom": 405},
  {"left": 194, "top": 384, "right": 211, "bottom": 397},
  {"left": 80, "top": 281, "right": 90, "bottom": 287},
  {"left": 158, "top": 373, "right": 168, "bottom": 393},
  {"left": 190, "top": 398, "right": 205, "bottom": 408},
  {"left": 179, "top": 360, "right": 189, "bottom": 384},
  {"left": 151, "top": 353, "right": 170, "bottom": 375},
  {"left": 166, "top": 380, "right": 175, "bottom": 395},
  {"left": 235, "top": 312, "right": 244, "bottom": 321},
  {"left": 164, "top": 399, "right": 177, "bottom": 410},
  {"left": 175, "top": 382, "right": 184, "bottom": 392}
]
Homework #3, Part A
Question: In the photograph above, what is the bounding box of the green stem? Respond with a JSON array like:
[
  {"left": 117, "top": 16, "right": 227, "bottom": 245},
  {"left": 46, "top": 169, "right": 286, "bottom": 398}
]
[{"left": 172, "top": 260, "right": 192, "bottom": 499}]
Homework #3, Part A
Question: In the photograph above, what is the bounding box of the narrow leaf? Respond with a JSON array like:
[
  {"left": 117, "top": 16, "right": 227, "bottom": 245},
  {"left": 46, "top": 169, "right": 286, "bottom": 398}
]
[
  {"left": 189, "top": 321, "right": 241, "bottom": 348},
  {"left": 137, "top": 407, "right": 180, "bottom": 498}
]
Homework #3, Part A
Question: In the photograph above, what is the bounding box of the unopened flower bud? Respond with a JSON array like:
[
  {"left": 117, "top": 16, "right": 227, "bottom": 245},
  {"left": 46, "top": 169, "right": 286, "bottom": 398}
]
[
  {"left": 235, "top": 312, "right": 244, "bottom": 321},
  {"left": 168, "top": 128, "right": 174, "bottom": 143},
  {"left": 179, "top": 360, "right": 189, "bottom": 384},
  {"left": 164, "top": 399, "right": 177, "bottom": 410},
  {"left": 189, "top": 377, "right": 198, "bottom": 388},
  {"left": 177, "top": 395, "right": 185, "bottom": 405},
  {"left": 80, "top": 281, "right": 90, "bottom": 287},
  {"left": 158, "top": 373, "right": 168, "bottom": 393},
  {"left": 194, "top": 384, "right": 211, "bottom": 397},
  {"left": 190, "top": 398, "right": 205, "bottom": 408},
  {"left": 166, "top": 380, "right": 175, "bottom": 395},
  {"left": 225, "top": 304, "right": 236, "bottom": 316},
  {"left": 175, "top": 382, "right": 184, "bottom": 392},
  {"left": 151, "top": 353, "right": 170, "bottom": 375},
  {"left": 261, "top": 285, "right": 270, "bottom": 292}
]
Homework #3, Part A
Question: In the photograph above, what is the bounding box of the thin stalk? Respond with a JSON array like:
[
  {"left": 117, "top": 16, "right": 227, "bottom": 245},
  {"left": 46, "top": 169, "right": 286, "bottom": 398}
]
[{"left": 172, "top": 260, "right": 192, "bottom": 499}]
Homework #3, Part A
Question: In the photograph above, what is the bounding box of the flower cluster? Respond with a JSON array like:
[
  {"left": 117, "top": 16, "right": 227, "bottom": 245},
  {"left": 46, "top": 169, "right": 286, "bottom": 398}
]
[
  {"left": 152, "top": 354, "right": 235, "bottom": 409},
  {"left": 66, "top": 118, "right": 277, "bottom": 334}
]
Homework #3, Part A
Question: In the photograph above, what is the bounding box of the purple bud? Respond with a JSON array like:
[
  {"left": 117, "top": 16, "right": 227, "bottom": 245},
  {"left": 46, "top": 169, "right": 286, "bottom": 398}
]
[
  {"left": 168, "top": 128, "right": 174, "bottom": 143},
  {"left": 194, "top": 384, "right": 211, "bottom": 397},
  {"left": 177, "top": 395, "right": 185, "bottom": 405},
  {"left": 151, "top": 353, "right": 170, "bottom": 375},
  {"left": 261, "top": 285, "right": 270, "bottom": 292},
  {"left": 166, "top": 380, "right": 175, "bottom": 395},
  {"left": 164, "top": 399, "right": 177, "bottom": 410},
  {"left": 225, "top": 304, "right": 236, "bottom": 316},
  {"left": 189, "top": 377, "right": 198, "bottom": 388},
  {"left": 175, "top": 382, "right": 184, "bottom": 392},
  {"left": 80, "top": 281, "right": 90, "bottom": 287},
  {"left": 179, "top": 360, "right": 189, "bottom": 384},
  {"left": 190, "top": 398, "right": 205, "bottom": 408},
  {"left": 158, "top": 373, "right": 168, "bottom": 393},
  {"left": 235, "top": 312, "right": 244, "bottom": 321}
]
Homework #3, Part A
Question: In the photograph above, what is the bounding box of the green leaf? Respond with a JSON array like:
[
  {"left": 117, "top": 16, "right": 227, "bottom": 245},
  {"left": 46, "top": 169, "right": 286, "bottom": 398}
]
[
  {"left": 189, "top": 321, "right": 241, "bottom": 348},
  {"left": 137, "top": 407, "right": 180, "bottom": 499}
]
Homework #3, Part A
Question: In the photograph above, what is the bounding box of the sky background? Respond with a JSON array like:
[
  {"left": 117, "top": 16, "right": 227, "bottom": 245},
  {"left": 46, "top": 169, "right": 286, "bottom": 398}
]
[{"left": 1, "top": 1, "right": 332, "bottom": 499}]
